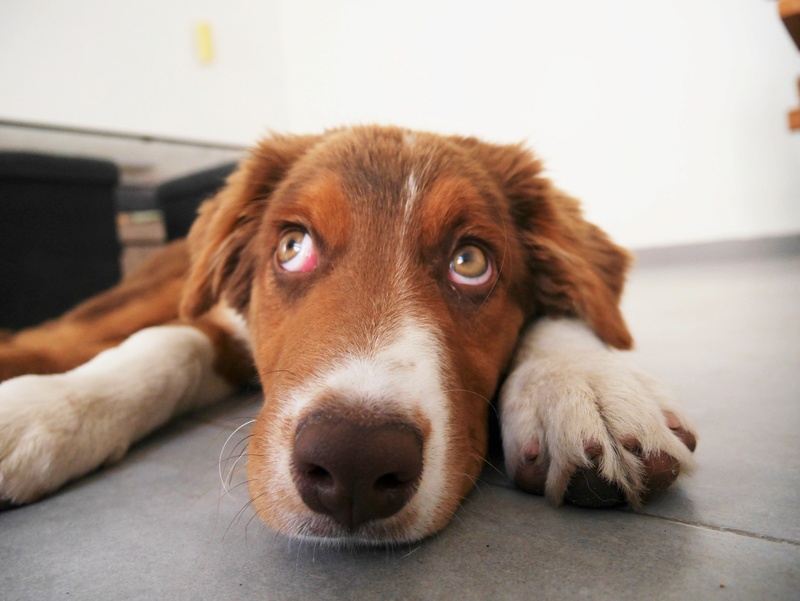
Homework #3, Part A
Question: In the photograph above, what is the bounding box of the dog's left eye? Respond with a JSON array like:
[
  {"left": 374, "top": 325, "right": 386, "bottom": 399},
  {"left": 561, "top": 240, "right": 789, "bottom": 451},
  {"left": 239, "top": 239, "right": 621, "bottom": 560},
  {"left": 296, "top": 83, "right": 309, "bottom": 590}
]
[
  {"left": 276, "top": 229, "right": 317, "bottom": 272},
  {"left": 449, "top": 244, "right": 493, "bottom": 286}
]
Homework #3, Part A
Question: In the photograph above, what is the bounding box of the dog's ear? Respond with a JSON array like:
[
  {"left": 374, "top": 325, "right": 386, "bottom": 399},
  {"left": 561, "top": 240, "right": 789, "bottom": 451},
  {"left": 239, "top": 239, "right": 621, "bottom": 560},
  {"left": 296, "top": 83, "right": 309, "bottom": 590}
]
[
  {"left": 459, "top": 138, "right": 633, "bottom": 349},
  {"left": 180, "top": 134, "right": 321, "bottom": 319}
]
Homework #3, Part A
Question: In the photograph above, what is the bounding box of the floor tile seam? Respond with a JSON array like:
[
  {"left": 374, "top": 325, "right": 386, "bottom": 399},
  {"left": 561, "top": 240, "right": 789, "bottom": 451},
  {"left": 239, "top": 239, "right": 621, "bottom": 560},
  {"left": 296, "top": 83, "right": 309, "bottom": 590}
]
[{"left": 639, "top": 512, "right": 800, "bottom": 547}]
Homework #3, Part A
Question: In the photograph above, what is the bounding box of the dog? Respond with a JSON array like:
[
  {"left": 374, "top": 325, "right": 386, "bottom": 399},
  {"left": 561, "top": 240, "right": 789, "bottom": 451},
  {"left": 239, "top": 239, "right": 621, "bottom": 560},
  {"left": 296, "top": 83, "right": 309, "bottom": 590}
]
[{"left": 0, "top": 126, "right": 697, "bottom": 545}]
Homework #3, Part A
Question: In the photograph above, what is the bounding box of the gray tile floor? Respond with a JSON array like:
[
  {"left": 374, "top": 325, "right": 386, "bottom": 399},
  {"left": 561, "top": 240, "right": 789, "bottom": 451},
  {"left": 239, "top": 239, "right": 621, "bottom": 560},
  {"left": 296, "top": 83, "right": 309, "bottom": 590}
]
[{"left": 2, "top": 245, "right": 799, "bottom": 600}]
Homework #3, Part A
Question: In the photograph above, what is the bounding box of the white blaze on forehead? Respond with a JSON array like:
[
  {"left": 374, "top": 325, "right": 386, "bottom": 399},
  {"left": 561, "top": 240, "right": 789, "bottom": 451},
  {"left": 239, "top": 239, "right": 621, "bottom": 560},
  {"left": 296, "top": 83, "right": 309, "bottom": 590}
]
[
  {"left": 395, "top": 166, "right": 422, "bottom": 285},
  {"left": 400, "top": 168, "right": 420, "bottom": 242},
  {"left": 276, "top": 316, "right": 453, "bottom": 540}
]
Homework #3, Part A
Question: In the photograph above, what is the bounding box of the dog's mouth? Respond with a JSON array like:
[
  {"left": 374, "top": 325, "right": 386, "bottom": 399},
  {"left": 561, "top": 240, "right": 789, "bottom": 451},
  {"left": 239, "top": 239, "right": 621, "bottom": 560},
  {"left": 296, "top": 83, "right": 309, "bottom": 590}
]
[{"left": 288, "top": 509, "right": 425, "bottom": 547}]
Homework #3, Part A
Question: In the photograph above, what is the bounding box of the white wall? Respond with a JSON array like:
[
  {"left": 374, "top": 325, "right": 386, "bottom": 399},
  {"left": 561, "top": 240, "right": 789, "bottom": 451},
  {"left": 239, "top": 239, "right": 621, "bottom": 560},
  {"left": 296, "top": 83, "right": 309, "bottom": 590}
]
[
  {"left": 0, "top": 0, "right": 288, "bottom": 143},
  {"left": 1, "top": 0, "right": 798, "bottom": 248}
]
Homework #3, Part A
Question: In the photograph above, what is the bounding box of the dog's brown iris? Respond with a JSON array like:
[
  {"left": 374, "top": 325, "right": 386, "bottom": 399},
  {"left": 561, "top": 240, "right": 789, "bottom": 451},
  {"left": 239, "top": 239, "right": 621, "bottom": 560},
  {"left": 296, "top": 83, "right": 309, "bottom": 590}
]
[
  {"left": 277, "top": 230, "right": 306, "bottom": 264},
  {"left": 451, "top": 244, "right": 488, "bottom": 279}
]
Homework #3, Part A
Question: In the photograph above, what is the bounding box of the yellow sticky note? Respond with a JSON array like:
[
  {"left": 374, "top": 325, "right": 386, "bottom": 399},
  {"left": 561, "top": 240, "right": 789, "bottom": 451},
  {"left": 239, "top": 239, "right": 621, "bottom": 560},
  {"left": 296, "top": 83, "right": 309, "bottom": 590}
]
[{"left": 196, "top": 22, "right": 213, "bottom": 64}]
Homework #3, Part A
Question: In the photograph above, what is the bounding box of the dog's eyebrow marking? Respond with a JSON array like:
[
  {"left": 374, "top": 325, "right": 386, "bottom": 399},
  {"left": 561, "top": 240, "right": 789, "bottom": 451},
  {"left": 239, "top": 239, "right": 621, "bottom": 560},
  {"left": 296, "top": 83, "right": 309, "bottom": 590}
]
[
  {"left": 403, "top": 169, "right": 420, "bottom": 224},
  {"left": 397, "top": 167, "right": 421, "bottom": 278}
]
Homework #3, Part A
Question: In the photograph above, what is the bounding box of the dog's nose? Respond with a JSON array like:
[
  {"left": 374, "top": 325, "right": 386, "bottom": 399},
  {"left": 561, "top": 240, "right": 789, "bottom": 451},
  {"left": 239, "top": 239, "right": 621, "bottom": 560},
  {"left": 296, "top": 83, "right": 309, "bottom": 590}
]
[{"left": 291, "top": 416, "right": 424, "bottom": 531}]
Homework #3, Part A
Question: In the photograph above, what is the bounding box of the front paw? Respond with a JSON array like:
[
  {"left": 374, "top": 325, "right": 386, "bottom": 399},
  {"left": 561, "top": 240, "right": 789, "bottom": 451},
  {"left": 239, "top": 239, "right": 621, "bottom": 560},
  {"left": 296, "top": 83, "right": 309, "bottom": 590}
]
[
  {"left": 0, "top": 375, "right": 125, "bottom": 506},
  {"left": 500, "top": 356, "right": 697, "bottom": 509}
]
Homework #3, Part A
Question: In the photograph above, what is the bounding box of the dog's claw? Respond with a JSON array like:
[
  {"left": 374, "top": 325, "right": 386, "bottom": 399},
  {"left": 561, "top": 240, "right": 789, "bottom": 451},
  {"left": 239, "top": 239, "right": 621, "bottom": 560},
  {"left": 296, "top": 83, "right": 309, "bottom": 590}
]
[
  {"left": 620, "top": 435, "right": 641, "bottom": 454},
  {"left": 665, "top": 410, "right": 697, "bottom": 452},
  {"left": 513, "top": 437, "right": 548, "bottom": 495},
  {"left": 583, "top": 439, "right": 603, "bottom": 459}
]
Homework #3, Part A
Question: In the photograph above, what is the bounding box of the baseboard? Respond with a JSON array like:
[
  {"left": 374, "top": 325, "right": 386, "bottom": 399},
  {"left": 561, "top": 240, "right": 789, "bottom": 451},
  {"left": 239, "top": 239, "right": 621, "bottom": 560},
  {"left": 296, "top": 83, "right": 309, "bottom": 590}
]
[{"left": 632, "top": 234, "right": 800, "bottom": 266}]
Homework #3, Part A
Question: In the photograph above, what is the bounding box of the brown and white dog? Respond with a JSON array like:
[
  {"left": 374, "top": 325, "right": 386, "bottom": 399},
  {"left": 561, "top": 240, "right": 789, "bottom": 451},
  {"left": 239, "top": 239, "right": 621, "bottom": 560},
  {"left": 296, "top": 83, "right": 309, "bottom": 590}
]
[{"left": 0, "top": 126, "right": 697, "bottom": 545}]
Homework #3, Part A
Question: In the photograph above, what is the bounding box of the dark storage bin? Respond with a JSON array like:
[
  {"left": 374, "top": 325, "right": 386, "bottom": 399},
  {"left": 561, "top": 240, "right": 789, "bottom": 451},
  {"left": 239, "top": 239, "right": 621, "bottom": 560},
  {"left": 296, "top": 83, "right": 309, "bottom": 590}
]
[
  {"left": 156, "top": 162, "right": 237, "bottom": 241},
  {"left": 0, "top": 152, "right": 121, "bottom": 329}
]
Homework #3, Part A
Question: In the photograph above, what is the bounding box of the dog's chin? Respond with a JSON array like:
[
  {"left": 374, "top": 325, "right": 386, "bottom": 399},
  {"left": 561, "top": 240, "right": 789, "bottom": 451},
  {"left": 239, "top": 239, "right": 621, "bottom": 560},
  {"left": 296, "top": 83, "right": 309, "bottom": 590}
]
[{"left": 270, "top": 511, "right": 433, "bottom": 548}]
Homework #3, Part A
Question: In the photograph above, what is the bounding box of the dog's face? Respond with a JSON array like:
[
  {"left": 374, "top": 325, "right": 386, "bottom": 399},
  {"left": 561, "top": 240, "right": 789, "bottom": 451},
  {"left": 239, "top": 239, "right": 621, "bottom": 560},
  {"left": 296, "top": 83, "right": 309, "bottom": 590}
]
[{"left": 181, "top": 126, "right": 631, "bottom": 544}]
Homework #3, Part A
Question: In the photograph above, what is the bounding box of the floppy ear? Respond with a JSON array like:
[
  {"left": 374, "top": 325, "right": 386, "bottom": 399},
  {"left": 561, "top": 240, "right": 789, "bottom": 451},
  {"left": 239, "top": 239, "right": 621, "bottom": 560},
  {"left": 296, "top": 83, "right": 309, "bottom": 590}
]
[
  {"left": 459, "top": 138, "right": 633, "bottom": 349},
  {"left": 517, "top": 184, "right": 634, "bottom": 349},
  {"left": 180, "top": 134, "right": 321, "bottom": 319}
]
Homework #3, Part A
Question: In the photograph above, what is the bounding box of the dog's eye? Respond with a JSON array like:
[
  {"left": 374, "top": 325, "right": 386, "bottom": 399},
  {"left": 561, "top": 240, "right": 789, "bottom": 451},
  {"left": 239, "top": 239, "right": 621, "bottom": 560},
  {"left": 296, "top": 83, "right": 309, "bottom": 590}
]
[
  {"left": 449, "top": 244, "right": 492, "bottom": 285},
  {"left": 276, "top": 229, "right": 317, "bottom": 272}
]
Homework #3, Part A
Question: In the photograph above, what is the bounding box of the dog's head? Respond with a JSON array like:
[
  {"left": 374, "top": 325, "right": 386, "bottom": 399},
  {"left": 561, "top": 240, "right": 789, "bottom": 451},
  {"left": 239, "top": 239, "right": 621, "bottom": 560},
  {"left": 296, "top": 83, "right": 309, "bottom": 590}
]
[{"left": 181, "top": 126, "right": 631, "bottom": 544}]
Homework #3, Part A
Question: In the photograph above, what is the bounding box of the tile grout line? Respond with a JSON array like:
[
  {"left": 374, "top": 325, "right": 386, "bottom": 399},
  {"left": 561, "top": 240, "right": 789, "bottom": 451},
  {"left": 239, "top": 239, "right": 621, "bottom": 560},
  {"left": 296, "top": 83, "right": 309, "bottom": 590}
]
[{"left": 639, "top": 511, "right": 800, "bottom": 547}]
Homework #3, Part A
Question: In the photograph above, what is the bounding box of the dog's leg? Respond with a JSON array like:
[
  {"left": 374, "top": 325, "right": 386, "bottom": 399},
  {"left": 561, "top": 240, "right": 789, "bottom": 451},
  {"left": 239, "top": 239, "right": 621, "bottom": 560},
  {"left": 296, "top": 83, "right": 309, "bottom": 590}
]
[
  {"left": 499, "top": 317, "right": 697, "bottom": 508},
  {"left": 0, "top": 241, "right": 189, "bottom": 384},
  {"left": 0, "top": 323, "right": 238, "bottom": 505}
]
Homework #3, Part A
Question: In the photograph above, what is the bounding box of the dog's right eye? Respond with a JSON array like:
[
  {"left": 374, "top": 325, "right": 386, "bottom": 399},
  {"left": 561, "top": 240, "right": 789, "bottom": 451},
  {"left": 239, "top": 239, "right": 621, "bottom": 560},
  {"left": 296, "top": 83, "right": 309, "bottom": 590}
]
[
  {"left": 276, "top": 229, "right": 317, "bottom": 272},
  {"left": 449, "top": 243, "right": 493, "bottom": 286}
]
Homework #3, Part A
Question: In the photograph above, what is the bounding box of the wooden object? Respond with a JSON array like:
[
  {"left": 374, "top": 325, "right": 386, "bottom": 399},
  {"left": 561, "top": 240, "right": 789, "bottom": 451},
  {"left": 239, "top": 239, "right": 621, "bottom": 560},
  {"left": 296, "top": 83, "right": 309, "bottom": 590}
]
[
  {"left": 779, "top": 1, "right": 800, "bottom": 130},
  {"left": 779, "top": 0, "right": 800, "bottom": 50}
]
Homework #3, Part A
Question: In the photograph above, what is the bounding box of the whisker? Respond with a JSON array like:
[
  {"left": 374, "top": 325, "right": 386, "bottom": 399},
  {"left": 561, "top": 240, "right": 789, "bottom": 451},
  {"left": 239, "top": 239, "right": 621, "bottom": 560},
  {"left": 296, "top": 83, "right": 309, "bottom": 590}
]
[
  {"left": 444, "top": 387, "right": 499, "bottom": 418},
  {"left": 220, "top": 433, "right": 252, "bottom": 469},
  {"left": 480, "top": 455, "right": 506, "bottom": 477},
  {"left": 218, "top": 478, "right": 253, "bottom": 498},
  {"left": 225, "top": 442, "right": 252, "bottom": 487},
  {"left": 244, "top": 493, "right": 269, "bottom": 542},
  {"left": 218, "top": 419, "right": 256, "bottom": 501},
  {"left": 223, "top": 496, "right": 256, "bottom": 541},
  {"left": 260, "top": 368, "right": 301, "bottom": 384}
]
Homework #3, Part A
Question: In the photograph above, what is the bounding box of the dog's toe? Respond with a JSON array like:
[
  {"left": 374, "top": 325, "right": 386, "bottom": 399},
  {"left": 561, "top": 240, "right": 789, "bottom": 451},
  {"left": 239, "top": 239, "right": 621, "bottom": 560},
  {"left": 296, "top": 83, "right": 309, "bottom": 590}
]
[
  {"left": 563, "top": 439, "right": 625, "bottom": 507},
  {"left": 639, "top": 450, "right": 683, "bottom": 503},
  {"left": 564, "top": 465, "right": 625, "bottom": 508}
]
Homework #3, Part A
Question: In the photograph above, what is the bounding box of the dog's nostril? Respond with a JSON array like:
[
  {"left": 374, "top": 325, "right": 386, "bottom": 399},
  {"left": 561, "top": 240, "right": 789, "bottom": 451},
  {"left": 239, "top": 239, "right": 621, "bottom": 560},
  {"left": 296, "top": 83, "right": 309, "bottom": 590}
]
[
  {"left": 304, "top": 464, "right": 334, "bottom": 485},
  {"left": 374, "top": 472, "right": 406, "bottom": 490},
  {"left": 291, "top": 415, "right": 424, "bottom": 531}
]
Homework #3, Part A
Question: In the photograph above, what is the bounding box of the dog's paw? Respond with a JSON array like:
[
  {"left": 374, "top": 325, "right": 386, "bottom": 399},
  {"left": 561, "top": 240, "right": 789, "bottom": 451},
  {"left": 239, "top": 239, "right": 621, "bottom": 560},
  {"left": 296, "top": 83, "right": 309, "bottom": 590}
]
[
  {"left": 0, "top": 374, "right": 127, "bottom": 506},
  {"left": 500, "top": 351, "right": 697, "bottom": 509}
]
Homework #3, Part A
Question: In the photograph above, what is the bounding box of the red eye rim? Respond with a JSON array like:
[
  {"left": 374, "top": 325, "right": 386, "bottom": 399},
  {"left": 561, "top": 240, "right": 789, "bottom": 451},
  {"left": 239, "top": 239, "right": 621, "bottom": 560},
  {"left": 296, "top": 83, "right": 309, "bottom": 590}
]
[{"left": 276, "top": 229, "right": 317, "bottom": 273}]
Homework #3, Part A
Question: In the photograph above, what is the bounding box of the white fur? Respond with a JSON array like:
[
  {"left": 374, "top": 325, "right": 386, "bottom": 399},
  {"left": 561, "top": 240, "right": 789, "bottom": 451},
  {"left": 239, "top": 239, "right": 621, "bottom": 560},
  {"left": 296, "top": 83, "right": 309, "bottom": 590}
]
[
  {"left": 216, "top": 302, "right": 251, "bottom": 352},
  {"left": 399, "top": 169, "right": 420, "bottom": 249},
  {"left": 499, "top": 317, "right": 696, "bottom": 505},
  {"left": 268, "top": 317, "right": 451, "bottom": 543},
  {"left": 0, "top": 325, "right": 234, "bottom": 504}
]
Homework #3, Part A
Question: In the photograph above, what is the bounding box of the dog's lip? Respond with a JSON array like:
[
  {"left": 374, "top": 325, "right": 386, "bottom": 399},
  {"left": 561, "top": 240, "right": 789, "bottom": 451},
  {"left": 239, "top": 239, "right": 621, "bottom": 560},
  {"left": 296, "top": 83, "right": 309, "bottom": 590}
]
[{"left": 292, "top": 513, "right": 423, "bottom": 546}]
